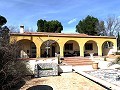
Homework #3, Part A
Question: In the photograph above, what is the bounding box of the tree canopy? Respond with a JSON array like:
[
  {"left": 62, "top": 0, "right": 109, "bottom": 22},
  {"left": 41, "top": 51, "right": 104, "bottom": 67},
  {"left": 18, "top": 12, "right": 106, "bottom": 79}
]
[
  {"left": 37, "top": 19, "right": 63, "bottom": 33},
  {"left": 104, "top": 16, "right": 120, "bottom": 36},
  {"left": 76, "top": 15, "right": 100, "bottom": 35},
  {"left": 0, "top": 15, "right": 9, "bottom": 45},
  {"left": 0, "top": 15, "right": 7, "bottom": 27},
  {"left": 96, "top": 20, "right": 106, "bottom": 36}
]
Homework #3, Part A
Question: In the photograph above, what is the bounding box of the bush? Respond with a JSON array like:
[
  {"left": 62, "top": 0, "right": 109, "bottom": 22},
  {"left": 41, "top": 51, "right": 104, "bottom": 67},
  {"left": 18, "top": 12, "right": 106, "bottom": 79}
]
[
  {"left": 0, "top": 43, "right": 32, "bottom": 90},
  {"left": 0, "top": 23, "right": 32, "bottom": 89}
]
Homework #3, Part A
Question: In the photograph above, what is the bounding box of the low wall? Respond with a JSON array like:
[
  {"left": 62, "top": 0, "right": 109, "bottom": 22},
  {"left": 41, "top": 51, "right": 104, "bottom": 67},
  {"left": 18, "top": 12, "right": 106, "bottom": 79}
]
[
  {"left": 26, "top": 57, "right": 58, "bottom": 74},
  {"left": 35, "top": 63, "right": 58, "bottom": 77}
]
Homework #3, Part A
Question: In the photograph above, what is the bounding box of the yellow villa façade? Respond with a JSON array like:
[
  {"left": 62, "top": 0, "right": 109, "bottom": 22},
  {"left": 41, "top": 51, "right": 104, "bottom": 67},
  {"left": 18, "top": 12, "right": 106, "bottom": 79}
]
[{"left": 10, "top": 26, "right": 117, "bottom": 58}]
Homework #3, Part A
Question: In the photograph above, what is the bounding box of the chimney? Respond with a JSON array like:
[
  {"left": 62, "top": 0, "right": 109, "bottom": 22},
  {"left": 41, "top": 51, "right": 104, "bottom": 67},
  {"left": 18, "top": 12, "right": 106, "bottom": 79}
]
[{"left": 20, "top": 25, "right": 24, "bottom": 33}]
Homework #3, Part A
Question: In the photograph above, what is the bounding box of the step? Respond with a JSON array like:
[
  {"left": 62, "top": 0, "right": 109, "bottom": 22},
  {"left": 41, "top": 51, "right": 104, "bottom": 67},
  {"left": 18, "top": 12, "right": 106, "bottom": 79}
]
[
  {"left": 66, "top": 63, "right": 93, "bottom": 66},
  {"left": 63, "top": 62, "right": 93, "bottom": 65},
  {"left": 64, "top": 58, "right": 90, "bottom": 60},
  {"left": 62, "top": 57, "right": 94, "bottom": 66}
]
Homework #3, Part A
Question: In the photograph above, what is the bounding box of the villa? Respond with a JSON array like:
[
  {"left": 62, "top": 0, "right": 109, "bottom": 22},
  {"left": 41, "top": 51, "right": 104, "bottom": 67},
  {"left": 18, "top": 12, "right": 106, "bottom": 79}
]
[
  {"left": 10, "top": 25, "right": 117, "bottom": 58},
  {"left": 10, "top": 26, "right": 120, "bottom": 90}
]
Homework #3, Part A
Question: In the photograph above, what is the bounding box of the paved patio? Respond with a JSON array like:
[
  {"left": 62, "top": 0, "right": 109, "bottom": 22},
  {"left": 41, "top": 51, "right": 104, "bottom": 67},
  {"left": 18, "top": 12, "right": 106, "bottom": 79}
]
[
  {"left": 19, "top": 56, "right": 119, "bottom": 90},
  {"left": 20, "top": 72, "right": 106, "bottom": 90}
]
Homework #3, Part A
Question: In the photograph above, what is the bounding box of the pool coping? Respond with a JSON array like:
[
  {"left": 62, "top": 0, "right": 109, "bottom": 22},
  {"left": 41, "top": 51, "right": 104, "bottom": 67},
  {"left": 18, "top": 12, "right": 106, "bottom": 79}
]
[{"left": 76, "top": 70, "right": 120, "bottom": 90}]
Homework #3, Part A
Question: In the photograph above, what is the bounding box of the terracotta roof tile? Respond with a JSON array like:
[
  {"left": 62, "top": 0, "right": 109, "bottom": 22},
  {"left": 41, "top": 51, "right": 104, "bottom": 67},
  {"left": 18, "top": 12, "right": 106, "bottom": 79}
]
[
  {"left": 10, "top": 32, "right": 116, "bottom": 38},
  {"left": 11, "top": 32, "right": 89, "bottom": 37}
]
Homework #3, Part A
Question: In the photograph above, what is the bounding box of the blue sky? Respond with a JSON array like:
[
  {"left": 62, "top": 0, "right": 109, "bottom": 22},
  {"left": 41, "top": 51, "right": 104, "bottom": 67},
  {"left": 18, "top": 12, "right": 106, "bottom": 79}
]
[{"left": 0, "top": 0, "right": 120, "bottom": 33}]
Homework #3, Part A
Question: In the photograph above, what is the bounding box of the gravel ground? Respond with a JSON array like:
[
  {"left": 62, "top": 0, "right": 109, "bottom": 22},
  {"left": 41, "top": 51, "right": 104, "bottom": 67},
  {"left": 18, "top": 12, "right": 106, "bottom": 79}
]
[{"left": 20, "top": 72, "right": 106, "bottom": 90}]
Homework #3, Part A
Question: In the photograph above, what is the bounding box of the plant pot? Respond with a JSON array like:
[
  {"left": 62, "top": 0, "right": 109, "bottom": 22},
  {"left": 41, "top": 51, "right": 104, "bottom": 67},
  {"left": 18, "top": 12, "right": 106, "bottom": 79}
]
[{"left": 92, "top": 62, "right": 98, "bottom": 69}]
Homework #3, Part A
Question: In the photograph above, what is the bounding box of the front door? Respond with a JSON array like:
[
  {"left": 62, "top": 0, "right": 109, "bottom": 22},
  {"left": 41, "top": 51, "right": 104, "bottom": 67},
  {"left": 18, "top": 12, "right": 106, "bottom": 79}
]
[{"left": 52, "top": 46, "right": 55, "bottom": 57}]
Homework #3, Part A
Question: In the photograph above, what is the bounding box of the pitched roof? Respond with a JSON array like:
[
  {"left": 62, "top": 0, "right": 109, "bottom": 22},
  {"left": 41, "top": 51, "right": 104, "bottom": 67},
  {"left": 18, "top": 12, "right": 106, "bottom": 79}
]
[{"left": 10, "top": 32, "right": 116, "bottom": 39}]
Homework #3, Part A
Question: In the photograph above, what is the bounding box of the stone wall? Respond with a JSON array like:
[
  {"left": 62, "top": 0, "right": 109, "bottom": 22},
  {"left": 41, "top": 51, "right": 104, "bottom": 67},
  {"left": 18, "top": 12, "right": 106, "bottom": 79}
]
[
  {"left": 35, "top": 63, "right": 58, "bottom": 77},
  {"left": 26, "top": 57, "right": 58, "bottom": 75}
]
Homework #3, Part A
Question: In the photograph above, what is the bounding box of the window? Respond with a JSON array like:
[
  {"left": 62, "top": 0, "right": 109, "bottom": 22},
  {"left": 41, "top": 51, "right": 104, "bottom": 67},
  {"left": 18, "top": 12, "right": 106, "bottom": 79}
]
[
  {"left": 85, "top": 43, "right": 93, "bottom": 50},
  {"left": 65, "top": 43, "right": 73, "bottom": 50}
]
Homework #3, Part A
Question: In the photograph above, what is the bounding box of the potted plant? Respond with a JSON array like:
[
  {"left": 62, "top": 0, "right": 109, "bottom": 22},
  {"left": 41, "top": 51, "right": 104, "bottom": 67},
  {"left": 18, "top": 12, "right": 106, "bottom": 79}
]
[{"left": 92, "top": 61, "right": 99, "bottom": 69}]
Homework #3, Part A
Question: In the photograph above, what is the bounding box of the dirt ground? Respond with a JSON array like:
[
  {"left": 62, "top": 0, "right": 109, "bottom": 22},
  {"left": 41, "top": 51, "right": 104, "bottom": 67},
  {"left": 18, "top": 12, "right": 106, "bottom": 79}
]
[{"left": 20, "top": 72, "right": 106, "bottom": 90}]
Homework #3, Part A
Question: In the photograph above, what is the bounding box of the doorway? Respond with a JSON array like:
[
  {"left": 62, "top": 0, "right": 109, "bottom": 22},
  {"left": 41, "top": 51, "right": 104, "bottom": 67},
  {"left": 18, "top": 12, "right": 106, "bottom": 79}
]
[{"left": 52, "top": 46, "right": 55, "bottom": 57}]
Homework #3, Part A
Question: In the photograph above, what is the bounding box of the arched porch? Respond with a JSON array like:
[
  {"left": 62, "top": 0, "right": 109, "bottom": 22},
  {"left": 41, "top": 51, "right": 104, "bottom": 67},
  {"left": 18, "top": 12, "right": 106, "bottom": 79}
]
[
  {"left": 102, "top": 41, "right": 114, "bottom": 56},
  {"left": 84, "top": 40, "right": 98, "bottom": 56},
  {"left": 17, "top": 39, "right": 36, "bottom": 58},
  {"left": 64, "top": 40, "right": 80, "bottom": 57},
  {"left": 40, "top": 40, "right": 60, "bottom": 57}
]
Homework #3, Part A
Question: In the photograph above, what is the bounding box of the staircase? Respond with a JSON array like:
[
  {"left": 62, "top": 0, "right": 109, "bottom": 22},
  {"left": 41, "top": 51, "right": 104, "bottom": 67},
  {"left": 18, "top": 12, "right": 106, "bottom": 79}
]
[{"left": 62, "top": 57, "right": 94, "bottom": 66}]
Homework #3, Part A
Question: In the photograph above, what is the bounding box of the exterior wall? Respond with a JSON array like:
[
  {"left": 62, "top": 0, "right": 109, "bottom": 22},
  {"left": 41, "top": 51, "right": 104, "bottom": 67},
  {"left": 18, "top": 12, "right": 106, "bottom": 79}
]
[{"left": 10, "top": 34, "right": 117, "bottom": 57}]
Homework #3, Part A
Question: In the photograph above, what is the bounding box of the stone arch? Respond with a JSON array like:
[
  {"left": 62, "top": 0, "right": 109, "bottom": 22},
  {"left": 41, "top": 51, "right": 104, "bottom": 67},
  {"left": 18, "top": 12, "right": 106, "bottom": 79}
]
[
  {"left": 64, "top": 40, "right": 80, "bottom": 57},
  {"left": 102, "top": 41, "right": 114, "bottom": 56},
  {"left": 16, "top": 39, "right": 36, "bottom": 58},
  {"left": 40, "top": 39, "right": 60, "bottom": 57},
  {"left": 84, "top": 40, "right": 98, "bottom": 56}
]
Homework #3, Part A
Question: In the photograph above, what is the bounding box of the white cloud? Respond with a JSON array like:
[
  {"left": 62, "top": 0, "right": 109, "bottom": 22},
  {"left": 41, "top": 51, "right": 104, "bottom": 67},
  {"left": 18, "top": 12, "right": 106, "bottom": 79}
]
[
  {"left": 118, "top": 16, "right": 120, "bottom": 19},
  {"left": 68, "top": 18, "right": 77, "bottom": 24}
]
